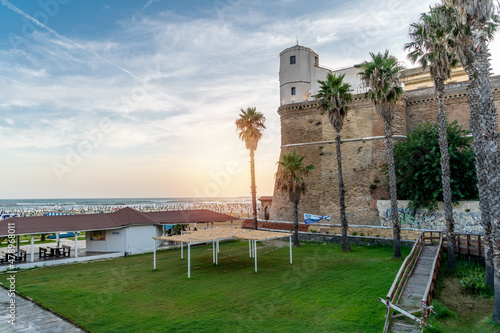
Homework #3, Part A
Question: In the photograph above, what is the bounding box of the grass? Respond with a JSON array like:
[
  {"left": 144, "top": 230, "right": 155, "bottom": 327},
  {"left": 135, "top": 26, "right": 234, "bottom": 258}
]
[
  {"left": 424, "top": 257, "right": 499, "bottom": 333},
  {"left": 0, "top": 241, "right": 409, "bottom": 333}
]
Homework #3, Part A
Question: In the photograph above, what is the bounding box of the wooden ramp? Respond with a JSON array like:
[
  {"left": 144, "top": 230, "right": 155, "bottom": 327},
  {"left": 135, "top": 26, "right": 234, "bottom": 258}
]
[
  {"left": 398, "top": 245, "right": 439, "bottom": 309},
  {"left": 383, "top": 232, "right": 443, "bottom": 333}
]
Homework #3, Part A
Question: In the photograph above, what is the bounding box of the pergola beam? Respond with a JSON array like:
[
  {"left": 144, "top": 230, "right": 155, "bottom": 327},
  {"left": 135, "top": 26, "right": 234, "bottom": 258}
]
[{"left": 152, "top": 229, "right": 293, "bottom": 278}]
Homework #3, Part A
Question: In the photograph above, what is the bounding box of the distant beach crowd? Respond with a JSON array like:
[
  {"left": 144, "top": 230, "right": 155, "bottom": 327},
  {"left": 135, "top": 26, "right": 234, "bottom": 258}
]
[{"left": 0, "top": 202, "right": 260, "bottom": 219}]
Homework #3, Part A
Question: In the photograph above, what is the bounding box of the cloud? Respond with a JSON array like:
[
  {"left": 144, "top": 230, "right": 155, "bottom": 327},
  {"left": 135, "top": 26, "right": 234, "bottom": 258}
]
[{"left": 0, "top": 0, "right": 498, "bottom": 198}]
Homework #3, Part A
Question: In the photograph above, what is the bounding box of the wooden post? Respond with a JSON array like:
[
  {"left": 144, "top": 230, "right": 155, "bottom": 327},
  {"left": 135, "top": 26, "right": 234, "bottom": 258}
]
[
  {"left": 478, "top": 235, "right": 482, "bottom": 258},
  {"left": 466, "top": 234, "right": 470, "bottom": 256}
]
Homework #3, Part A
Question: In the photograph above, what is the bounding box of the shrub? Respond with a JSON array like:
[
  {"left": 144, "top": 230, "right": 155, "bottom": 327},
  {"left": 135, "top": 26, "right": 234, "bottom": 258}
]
[
  {"left": 351, "top": 232, "right": 357, "bottom": 236},
  {"left": 394, "top": 121, "right": 478, "bottom": 213},
  {"left": 454, "top": 261, "right": 494, "bottom": 298}
]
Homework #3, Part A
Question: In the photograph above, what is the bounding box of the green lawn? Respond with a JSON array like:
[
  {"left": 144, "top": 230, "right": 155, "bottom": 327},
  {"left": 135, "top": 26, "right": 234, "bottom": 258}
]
[{"left": 0, "top": 241, "right": 409, "bottom": 333}]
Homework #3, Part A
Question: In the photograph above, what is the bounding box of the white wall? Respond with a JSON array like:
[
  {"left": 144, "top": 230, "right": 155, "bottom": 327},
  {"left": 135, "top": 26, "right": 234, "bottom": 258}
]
[
  {"left": 85, "top": 225, "right": 163, "bottom": 254},
  {"left": 280, "top": 45, "right": 318, "bottom": 105},
  {"left": 86, "top": 228, "right": 127, "bottom": 252},
  {"left": 279, "top": 45, "right": 366, "bottom": 106},
  {"left": 126, "top": 225, "right": 163, "bottom": 255}
]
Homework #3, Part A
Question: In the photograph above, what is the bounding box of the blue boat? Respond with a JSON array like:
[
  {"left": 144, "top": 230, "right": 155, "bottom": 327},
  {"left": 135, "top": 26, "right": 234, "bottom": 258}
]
[{"left": 47, "top": 232, "right": 79, "bottom": 239}]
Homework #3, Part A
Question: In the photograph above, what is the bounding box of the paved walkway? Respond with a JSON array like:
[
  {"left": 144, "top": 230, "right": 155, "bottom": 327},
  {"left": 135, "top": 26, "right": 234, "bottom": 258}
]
[{"left": 0, "top": 287, "right": 85, "bottom": 332}]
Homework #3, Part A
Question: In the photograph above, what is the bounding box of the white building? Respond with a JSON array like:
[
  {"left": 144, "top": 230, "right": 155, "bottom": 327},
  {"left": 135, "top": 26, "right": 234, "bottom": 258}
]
[{"left": 279, "top": 45, "right": 367, "bottom": 106}]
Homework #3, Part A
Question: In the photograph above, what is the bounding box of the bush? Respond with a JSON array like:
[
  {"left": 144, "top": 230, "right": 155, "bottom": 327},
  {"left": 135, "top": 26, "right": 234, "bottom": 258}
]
[
  {"left": 394, "top": 121, "right": 478, "bottom": 212},
  {"left": 454, "top": 262, "right": 494, "bottom": 298},
  {"left": 351, "top": 232, "right": 357, "bottom": 236}
]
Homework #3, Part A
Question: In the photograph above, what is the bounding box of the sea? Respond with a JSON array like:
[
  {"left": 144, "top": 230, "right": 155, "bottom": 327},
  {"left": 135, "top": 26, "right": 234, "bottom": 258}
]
[{"left": 0, "top": 197, "right": 254, "bottom": 218}]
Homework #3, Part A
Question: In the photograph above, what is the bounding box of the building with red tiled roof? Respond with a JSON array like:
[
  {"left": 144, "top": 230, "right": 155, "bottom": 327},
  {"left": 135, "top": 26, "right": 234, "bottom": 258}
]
[{"left": 0, "top": 208, "right": 238, "bottom": 266}]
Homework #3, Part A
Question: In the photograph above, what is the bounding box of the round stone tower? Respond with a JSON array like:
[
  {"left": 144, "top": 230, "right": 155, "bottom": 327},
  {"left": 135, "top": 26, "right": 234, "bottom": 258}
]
[{"left": 279, "top": 45, "right": 325, "bottom": 106}]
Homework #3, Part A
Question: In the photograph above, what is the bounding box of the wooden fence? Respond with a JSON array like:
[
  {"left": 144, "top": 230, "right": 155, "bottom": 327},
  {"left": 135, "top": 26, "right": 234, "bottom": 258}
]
[
  {"left": 421, "top": 232, "right": 443, "bottom": 321},
  {"left": 383, "top": 232, "right": 426, "bottom": 333},
  {"left": 383, "top": 231, "right": 442, "bottom": 332}
]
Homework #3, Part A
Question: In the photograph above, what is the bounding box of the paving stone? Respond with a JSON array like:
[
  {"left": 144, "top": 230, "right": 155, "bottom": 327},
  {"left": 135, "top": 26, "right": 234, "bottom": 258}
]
[{"left": 0, "top": 288, "right": 85, "bottom": 332}]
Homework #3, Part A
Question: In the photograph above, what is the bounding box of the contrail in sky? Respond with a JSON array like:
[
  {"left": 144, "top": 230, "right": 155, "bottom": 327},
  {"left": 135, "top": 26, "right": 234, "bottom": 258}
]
[{"left": 1, "top": 0, "right": 143, "bottom": 82}]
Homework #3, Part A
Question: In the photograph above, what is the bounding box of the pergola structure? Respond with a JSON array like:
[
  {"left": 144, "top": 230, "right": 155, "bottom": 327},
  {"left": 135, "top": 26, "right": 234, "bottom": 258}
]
[{"left": 152, "top": 228, "right": 292, "bottom": 278}]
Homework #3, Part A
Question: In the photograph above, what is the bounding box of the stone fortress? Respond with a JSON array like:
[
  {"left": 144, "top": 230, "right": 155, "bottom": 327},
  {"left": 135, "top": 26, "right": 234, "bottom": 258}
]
[{"left": 269, "top": 45, "right": 500, "bottom": 225}]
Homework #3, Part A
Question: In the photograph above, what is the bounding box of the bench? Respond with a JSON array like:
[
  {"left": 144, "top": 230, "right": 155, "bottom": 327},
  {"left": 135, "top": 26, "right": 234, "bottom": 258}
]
[
  {"left": 62, "top": 245, "right": 71, "bottom": 257},
  {"left": 39, "top": 247, "right": 53, "bottom": 259},
  {"left": 15, "top": 249, "right": 26, "bottom": 263},
  {"left": 0, "top": 250, "right": 26, "bottom": 264}
]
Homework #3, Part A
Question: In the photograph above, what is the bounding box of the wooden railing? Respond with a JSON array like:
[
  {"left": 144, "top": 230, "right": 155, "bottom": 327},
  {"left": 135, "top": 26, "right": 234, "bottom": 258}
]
[
  {"left": 455, "top": 233, "right": 483, "bottom": 258},
  {"left": 383, "top": 232, "right": 426, "bottom": 333},
  {"left": 421, "top": 232, "right": 443, "bottom": 322},
  {"left": 383, "top": 231, "right": 442, "bottom": 333}
]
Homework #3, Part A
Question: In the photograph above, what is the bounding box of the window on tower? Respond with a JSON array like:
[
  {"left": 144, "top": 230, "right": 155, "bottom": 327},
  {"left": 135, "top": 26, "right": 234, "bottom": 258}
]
[
  {"left": 291, "top": 87, "right": 296, "bottom": 95},
  {"left": 290, "top": 56, "right": 296, "bottom": 64}
]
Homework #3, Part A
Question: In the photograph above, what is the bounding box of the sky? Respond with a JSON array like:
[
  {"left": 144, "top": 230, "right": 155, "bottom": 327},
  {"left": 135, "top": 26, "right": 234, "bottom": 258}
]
[{"left": 0, "top": 0, "right": 499, "bottom": 200}]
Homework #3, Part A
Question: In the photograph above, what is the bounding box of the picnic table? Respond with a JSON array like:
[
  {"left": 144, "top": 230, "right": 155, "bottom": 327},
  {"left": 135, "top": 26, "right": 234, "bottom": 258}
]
[
  {"left": 0, "top": 249, "right": 26, "bottom": 264},
  {"left": 39, "top": 245, "right": 71, "bottom": 259}
]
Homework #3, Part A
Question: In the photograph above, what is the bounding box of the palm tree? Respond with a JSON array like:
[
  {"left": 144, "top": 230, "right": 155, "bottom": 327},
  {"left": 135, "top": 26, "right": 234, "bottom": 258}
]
[
  {"left": 358, "top": 51, "right": 404, "bottom": 258},
  {"left": 440, "top": 1, "right": 499, "bottom": 315},
  {"left": 275, "top": 150, "right": 315, "bottom": 247},
  {"left": 235, "top": 107, "right": 266, "bottom": 230},
  {"left": 315, "top": 73, "right": 352, "bottom": 252},
  {"left": 405, "top": 5, "right": 459, "bottom": 270}
]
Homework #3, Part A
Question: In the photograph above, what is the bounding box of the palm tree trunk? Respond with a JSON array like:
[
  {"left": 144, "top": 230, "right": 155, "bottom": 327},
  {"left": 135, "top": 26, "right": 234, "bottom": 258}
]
[
  {"left": 434, "top": 77, "right": 456, "bottom": 271},
  {"left": 458, "top": 37, "right": 500, "bottom": 320},
  {"left": 383, "top": 119, "right": 401, "bottom": 258},
  {"left": 293, "top": 198, "right": 300, "bottom": 247},
  {"left": 249, "top": 149, "right": 258, "bottom": 230},
  {"left": 459, "top": 41, "right": 499, "bottom": 292},
  {"left": 335, "top": 130, "right": 351, "bottom": 251}
]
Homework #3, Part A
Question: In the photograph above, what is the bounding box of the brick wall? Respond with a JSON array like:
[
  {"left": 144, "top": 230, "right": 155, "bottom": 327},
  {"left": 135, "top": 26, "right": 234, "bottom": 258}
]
[{"left": 269, "top": 76, "right": 500, "bottom": 225}]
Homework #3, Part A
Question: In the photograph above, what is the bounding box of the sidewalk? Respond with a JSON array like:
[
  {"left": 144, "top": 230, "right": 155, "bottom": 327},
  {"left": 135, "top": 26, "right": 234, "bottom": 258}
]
[{"left": 0, "top": 287, "right": 85, "bottom": 332}]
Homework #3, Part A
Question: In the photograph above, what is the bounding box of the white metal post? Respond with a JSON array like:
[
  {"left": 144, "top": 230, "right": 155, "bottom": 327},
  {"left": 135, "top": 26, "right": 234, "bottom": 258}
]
[
  {"left": 289, "top": 236, "right": 292, "bottom": 264},
  {"left": 216, "top": 241, "right": 219, "bottom": 265},
  {"left": 74, "top": 232, "right": 78, "bottom": 258},
  {"left": 217, "top": 240, "right": 219, "bottom": 253},
  {"left": 254, "top": 240, "right": 257, "bottom": 272},
  {"left": 249, "top": 239, "right": 252, "bottom": 257},
  {"left": 153, "top": 239, "right": 157, "bottom": 270},
  {"left": 30, "top": 235, "right": 34, "bottom": 263},
  {"left": 188, "top": 242, "right": 191, "bottom": 278},
  {"left": 181, "top": 242, "right": 184, "bottom": 259},
  {"left": 213, "top": 241, "right": 215, "bottom": 264},
  {"left": 56, "top": 232, "right": 60, "bottom": 248}
]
